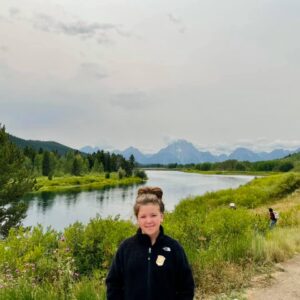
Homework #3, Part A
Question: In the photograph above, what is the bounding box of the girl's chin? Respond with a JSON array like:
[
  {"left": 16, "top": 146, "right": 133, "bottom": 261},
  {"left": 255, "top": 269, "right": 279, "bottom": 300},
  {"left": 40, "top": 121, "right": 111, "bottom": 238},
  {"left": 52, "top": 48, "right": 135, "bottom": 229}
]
[{"left": 142, "top": 228, "right": 159, "bottom": 236}]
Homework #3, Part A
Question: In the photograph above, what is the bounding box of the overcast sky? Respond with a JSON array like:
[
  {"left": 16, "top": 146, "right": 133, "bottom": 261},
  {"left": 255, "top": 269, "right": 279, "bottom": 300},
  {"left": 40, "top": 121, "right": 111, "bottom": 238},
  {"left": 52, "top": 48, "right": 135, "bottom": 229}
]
[{"left": 1, "top": 0, "right": 300, "bottom": 154}]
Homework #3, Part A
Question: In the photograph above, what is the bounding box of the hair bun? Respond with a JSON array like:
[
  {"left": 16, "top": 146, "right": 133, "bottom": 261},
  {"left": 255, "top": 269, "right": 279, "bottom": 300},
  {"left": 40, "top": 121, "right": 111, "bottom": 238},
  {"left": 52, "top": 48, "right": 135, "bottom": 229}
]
[{"left": 137, "top": 186, "right": 163, "bottom": 199}]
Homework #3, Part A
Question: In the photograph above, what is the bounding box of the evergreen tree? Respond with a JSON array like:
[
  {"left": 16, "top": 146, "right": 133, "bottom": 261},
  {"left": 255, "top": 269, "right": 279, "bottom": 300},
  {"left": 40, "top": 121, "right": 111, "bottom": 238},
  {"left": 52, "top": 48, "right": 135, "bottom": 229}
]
[
  {"left": 33, "top": 153, "right": 43, "bottom": 176},
  {"left": 72, "top": 155, "right": 83, "bottom": 176},
  {"left": 64, "top": 151, "right": 75, "bottom": 174},
  {"left": 0, "top": 125, "right": 34, "bottom": 237},
  {"left": 42, "top": 151, "right": 51, "bottom": 176},
  {"left": 129, "top": 154, "right": 136, "bottom": 169},
  {"left": 91, "top": 158, "right": 104, "bottom": 173}
]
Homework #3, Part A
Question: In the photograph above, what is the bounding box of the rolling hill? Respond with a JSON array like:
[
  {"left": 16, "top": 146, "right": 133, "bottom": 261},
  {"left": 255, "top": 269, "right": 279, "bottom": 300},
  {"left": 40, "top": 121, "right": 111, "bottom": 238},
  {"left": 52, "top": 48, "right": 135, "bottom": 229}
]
[{"left": 8, "top": 134, "right": 77, "bottom": 155}]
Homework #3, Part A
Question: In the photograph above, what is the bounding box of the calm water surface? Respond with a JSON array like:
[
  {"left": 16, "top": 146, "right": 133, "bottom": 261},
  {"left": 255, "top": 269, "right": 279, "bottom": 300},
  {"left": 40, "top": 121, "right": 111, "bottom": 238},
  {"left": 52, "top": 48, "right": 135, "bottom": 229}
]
[{"left": 23, "top": 170, "right": 254, "bottom": 231}]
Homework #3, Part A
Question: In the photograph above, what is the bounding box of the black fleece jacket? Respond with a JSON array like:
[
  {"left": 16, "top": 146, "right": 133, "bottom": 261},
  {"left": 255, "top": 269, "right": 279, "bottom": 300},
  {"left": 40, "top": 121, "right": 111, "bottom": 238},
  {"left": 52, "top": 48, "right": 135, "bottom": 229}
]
[{"left": 106, "top": 226, "right": 195, "bottom": 300}]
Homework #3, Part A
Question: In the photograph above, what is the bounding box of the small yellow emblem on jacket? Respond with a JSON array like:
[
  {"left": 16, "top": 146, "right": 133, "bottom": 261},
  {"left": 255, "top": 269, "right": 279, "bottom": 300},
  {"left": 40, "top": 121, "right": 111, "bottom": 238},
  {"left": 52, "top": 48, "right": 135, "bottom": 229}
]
[{"left": 156, "top": 255, "right": 166, "bottom": 266}]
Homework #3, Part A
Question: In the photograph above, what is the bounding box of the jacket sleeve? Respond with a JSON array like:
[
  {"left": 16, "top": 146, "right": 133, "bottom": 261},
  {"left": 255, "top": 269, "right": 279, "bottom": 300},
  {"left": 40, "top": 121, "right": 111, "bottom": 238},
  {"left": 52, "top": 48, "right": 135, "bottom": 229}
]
[
  {"left": 106, "top": 246, "right": 124, "bottom": 300},
  {"left": 175, "top": 244, "right": 195, "bottom": 300}
]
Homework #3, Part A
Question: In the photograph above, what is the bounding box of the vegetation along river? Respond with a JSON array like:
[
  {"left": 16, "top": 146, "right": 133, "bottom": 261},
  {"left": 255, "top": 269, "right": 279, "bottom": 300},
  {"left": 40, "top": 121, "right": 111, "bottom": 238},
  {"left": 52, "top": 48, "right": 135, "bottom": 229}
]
[{"left": 23, "top": 170, "right": 254, "bottom": 231}]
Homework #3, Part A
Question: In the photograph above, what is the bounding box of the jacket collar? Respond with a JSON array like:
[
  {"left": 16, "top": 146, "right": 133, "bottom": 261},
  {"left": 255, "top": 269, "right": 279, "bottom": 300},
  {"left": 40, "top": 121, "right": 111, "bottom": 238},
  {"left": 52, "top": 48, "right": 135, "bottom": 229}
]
[{"left": 136, "top": 225, "right": 164, "bottom": 247}]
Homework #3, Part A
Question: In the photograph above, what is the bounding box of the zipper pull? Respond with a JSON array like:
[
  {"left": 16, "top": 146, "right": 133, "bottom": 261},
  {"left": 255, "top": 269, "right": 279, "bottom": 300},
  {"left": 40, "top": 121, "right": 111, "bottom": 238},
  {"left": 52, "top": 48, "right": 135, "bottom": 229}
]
[{"left": 148, "top": 247, "right": 151, "bottom": 260}]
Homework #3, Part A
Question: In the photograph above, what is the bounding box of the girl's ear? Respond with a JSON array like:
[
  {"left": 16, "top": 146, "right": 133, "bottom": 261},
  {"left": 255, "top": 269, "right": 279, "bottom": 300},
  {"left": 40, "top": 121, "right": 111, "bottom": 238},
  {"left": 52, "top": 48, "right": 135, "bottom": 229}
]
[{"left": 160, "top": 213, "right": 164, "bottom": 222}]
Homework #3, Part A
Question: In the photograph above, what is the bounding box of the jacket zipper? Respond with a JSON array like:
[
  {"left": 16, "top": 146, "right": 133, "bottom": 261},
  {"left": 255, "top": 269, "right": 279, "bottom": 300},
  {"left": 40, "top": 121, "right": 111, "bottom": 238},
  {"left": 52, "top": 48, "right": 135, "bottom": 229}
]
[{"left": 147, "top": 247, "right": 152, "bottom": 300}]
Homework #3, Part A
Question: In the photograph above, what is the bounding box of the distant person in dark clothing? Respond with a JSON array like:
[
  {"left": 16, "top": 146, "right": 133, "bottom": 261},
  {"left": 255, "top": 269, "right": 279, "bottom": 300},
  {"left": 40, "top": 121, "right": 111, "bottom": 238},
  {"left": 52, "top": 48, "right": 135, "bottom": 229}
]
[
  {"left": 269, "top": 208, "right": 277, "bottom": 229},
  {"left": 106, "top": 186, "right": 195, "bottom": 300}
]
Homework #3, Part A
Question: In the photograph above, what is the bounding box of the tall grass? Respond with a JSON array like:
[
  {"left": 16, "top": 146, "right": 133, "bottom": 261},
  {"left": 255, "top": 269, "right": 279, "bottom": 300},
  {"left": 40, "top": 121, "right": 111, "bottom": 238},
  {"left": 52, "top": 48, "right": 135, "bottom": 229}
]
[
  {"left": 0, "top": 278, "right": 106, "bottom": 300},
  {"left": 1, "top": 173, "right": 300, "bottom": 298}
]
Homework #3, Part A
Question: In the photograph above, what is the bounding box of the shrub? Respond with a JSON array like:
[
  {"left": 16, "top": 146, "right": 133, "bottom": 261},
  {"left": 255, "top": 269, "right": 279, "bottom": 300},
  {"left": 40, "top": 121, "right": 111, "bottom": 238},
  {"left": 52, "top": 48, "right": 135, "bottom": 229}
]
[
  {"left": 63, "top": 217, "right": 135, "bottom": 275},
  {"left": 117, "top": 167, "right": 126, "bottom": 179},
  {"left": 133, "top": 169, "right": 148, "bottom": 180}
]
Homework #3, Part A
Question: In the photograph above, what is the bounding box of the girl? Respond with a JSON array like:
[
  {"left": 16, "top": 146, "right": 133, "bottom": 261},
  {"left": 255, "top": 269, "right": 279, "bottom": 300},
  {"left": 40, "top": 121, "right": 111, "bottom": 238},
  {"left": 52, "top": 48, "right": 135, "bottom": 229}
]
[{"left": 106, "top": 186, "right": 195, "bottom": 300}]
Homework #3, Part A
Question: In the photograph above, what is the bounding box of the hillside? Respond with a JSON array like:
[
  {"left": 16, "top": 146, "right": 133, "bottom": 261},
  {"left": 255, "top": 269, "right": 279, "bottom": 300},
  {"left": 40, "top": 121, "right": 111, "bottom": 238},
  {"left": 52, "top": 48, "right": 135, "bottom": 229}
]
[
  {"left": 282, "top": 152, "right": 300, "bottom": 171},
  {"left": 8, "top": 134, "right": 77, "bottom": 155}
]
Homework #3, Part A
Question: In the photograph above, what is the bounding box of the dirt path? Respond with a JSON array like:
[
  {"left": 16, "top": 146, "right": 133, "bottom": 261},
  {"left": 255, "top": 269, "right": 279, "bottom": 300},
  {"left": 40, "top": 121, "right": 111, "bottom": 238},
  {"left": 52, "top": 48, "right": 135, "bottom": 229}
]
[{"left": 246, "top": 254, "right": 300, "bottom": 300}]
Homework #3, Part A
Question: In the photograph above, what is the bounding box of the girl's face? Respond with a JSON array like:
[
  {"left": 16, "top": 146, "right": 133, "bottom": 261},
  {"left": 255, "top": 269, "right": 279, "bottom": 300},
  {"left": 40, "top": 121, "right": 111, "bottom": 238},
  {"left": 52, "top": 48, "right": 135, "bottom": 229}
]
[{"left": 137, "top": 203, "right": 163, "bottom": 239}]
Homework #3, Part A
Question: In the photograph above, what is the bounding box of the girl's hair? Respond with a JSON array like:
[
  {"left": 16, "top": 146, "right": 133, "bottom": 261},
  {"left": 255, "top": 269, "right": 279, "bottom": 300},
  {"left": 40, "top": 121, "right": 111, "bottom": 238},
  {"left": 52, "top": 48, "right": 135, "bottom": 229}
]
[{"left": 134, "top": 186, "right": 165, "bottom": 217}]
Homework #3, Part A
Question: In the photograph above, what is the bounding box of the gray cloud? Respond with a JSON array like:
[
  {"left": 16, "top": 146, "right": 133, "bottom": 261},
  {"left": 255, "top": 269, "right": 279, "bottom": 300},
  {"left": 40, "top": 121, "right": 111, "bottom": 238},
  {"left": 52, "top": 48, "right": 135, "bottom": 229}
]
[
  {"left": 167, "top": 13, "right": 186, "bottom": 34},
  {"left": 97, "top": 33, "right": 114, "bottom": 45},
  {"left": 33, "top": 13, "right": 130, "bottom": 43},
  {"left": 9, "top": 7, "right": 20, "bottom": 17},
  {"left": 195, "top": 138, "right": 300, "bottom": 155},
  {"left": 78, "top": 63, "right": 108, "bottom": 80},
  {"left": 167, "top": 13, "right": 181, "bottom": 24},
  {"left": 110, "top": 92, "right": 151, "bottom": 110},
  {"left": 0, "top": 45, "right": 8, "bottom": 52}
]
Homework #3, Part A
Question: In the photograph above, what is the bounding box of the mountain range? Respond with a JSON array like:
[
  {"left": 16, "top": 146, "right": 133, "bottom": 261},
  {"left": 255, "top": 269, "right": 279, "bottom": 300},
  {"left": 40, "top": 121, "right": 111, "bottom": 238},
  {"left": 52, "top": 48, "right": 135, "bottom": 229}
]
[{"left": 80, "top": 140, "right": 300, "bottom": 164}]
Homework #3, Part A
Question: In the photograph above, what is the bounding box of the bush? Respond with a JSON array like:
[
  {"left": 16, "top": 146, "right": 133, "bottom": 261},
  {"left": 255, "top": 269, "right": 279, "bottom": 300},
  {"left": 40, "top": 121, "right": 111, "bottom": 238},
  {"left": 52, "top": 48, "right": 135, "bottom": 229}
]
[
  {"left": 63, "top": 217, "right": 135, "bottom": 275},
  {"left": 117, "top": 168, "right": 126, "bottom": 179},
  {"left": 279, "top": 162, "right": 294, "bottom": 172},
  {"left": 133, "top": 169, "right": 148, "bottom": 180}
]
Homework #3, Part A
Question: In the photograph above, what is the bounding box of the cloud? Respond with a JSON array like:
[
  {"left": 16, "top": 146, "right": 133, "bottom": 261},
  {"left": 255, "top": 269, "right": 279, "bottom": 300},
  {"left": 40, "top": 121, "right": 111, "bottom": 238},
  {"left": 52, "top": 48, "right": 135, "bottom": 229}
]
[
  {"left": 0, "top": 45, "right": 8, "bottom": 52},
  {"left": 110, "top": 92, "right": 150, "bottom": 110},
  {"left": 33, "top": 13, "right": 130, "bottom": 43},
  {"left": 167, "top": 13, "right": 186, "bottom": 34},
  {"left": 78, "top": 63, "right": 108, "bottom": 80},
  {"left": 9, "top": 7, "right": 20, "bottom": 17},
  {"left": 197, "top": 138, "right": 300, "bottom": 155}
]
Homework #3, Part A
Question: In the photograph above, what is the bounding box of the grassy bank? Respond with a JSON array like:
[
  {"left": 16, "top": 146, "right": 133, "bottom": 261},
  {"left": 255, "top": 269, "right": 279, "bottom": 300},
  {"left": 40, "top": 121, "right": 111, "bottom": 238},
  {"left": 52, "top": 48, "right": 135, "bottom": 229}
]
[
  {"left": 1, "top": 173, "right": 300, "bottom": 299},
  {"left": 182, "top": 168, "right": 279, "bottom": 176},
  {"left": 32, "top": 173, "right": 145, "bottom": 193}
]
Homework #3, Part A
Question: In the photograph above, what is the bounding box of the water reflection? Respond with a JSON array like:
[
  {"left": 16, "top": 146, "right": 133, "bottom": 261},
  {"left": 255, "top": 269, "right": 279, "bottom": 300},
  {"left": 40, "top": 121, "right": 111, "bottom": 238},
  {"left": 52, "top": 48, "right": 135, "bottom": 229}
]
[{"left": 23, "top": 171, "right": 254, "bottom": 231}]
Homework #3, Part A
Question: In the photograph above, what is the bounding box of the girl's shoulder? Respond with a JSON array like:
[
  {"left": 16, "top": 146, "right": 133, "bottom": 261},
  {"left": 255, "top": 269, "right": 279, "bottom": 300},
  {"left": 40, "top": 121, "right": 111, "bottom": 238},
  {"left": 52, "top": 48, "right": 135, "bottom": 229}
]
[
  {"left": 119, "top": 234, "right": 137, "bottom": 248},
  {"left": 161, "top": 234, "right": 185, "bottom": 252}
]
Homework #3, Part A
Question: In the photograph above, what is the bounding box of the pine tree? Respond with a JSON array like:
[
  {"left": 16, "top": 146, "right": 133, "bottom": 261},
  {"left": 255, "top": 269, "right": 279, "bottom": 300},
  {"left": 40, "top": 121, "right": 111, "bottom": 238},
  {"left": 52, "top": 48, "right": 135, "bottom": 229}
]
[
  {"left": 42, "top": 151, "right": 51, "bottom": 176},
  {"left": 72, "top": 156, "right": 83, "bottom": 176},
  {"left": 91, "top": 158, "right": 104, "bottom": 173},
  {"left": 0, "top": 125, "right": 34, "bottom": 237}
]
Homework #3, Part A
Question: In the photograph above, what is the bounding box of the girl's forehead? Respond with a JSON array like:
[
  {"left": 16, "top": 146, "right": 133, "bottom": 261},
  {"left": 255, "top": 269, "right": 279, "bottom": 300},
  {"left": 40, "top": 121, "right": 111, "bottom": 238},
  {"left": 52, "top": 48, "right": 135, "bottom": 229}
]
[{"left": 138, "top": 203, "right": 161, "bottom": 212}]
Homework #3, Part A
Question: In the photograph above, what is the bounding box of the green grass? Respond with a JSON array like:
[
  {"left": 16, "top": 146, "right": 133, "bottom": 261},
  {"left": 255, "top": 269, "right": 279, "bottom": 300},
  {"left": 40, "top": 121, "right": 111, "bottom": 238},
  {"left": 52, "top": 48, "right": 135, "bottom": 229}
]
[
  {"left": 182, "top": 168, "right": 279, "bottom": 176},
  {"left": 0, "top": 278, "right": 106, "bottom": 300},
  {"left": 1, "top": 173, "right": 300, "bottom": 298},
  {"left": 32, "top": 173, "right": 144, "bottom": 193}
]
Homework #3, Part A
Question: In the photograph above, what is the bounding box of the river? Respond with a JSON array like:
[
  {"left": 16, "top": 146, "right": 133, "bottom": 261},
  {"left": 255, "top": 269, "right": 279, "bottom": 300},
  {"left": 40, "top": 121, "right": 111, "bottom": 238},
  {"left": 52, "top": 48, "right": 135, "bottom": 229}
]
[{"left": 23, "top": 170, "right": 254, "bottom": 231}]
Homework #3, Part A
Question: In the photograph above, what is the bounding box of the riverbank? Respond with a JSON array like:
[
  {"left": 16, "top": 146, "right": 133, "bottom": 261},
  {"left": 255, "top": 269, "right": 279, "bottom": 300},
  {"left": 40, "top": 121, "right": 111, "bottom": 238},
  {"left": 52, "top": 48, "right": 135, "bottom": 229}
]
[
  {"left": 182, "top": 168, "right": 279, "bottom": 176},
  {"left": 32, "top": 173, "right": 145, "bottom": 193}
]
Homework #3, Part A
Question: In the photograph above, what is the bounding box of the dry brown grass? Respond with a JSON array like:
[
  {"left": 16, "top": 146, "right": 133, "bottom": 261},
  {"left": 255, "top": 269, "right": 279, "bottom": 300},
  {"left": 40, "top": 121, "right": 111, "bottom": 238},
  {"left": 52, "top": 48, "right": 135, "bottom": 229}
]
[{"left": 251, "top": 188, "right": 300, "bottom": 216}]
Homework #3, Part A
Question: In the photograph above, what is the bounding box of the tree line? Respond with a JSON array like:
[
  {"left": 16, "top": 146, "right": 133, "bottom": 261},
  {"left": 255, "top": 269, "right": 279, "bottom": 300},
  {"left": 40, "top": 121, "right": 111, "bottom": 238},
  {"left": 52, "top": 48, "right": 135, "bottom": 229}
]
[
  {"left": 0, "top": 124, "right": 145, "bottom": 237},
  {"left": 22, "top": 146, "right": 139, "bottom": 179},
  {"left": 164, "top": 159, "right": 294, "bottom": 172}
]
